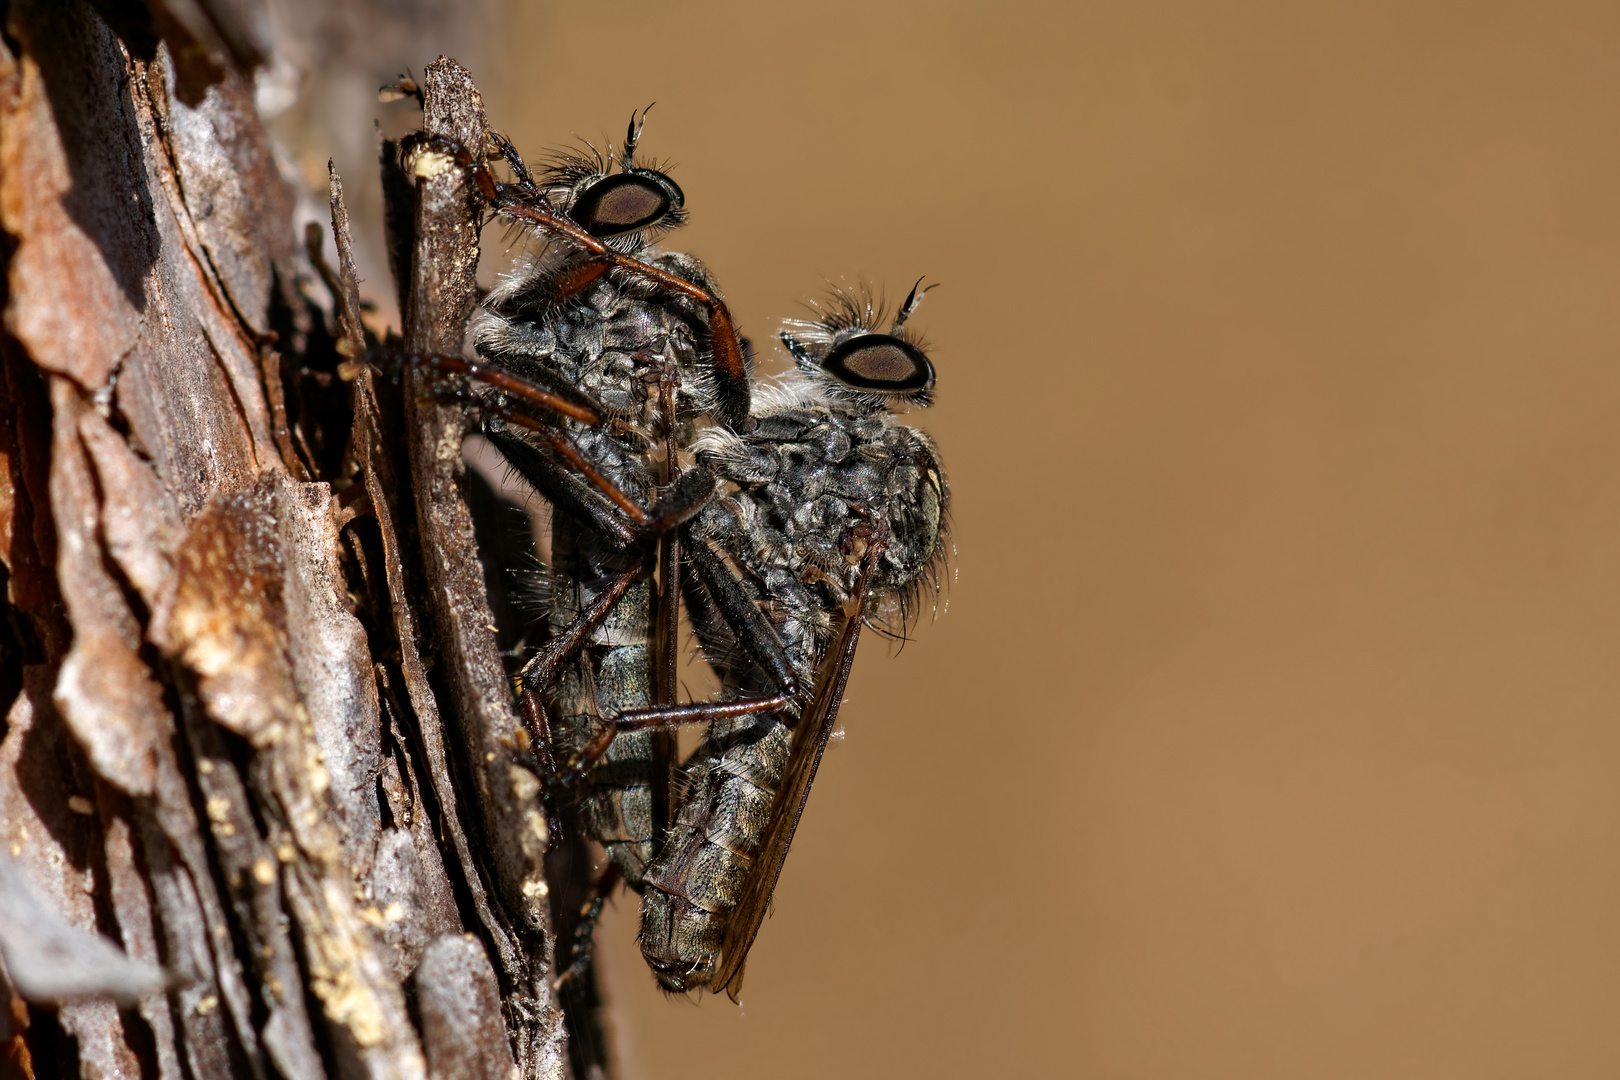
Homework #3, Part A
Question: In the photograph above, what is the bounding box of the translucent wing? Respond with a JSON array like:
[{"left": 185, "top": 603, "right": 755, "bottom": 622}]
[{"left": 710, "top": 545, "right": 880, "bottom": 1001}]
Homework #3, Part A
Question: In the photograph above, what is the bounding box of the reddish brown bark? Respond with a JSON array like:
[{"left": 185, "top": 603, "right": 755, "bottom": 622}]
[{"left": 0, "top": 4, "right": 561, "bottom": 1076}]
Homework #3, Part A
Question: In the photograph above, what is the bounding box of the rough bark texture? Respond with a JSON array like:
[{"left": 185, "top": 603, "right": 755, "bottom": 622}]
[{"left": 0, "top": 3, "right": 563, "bottom": 1077}]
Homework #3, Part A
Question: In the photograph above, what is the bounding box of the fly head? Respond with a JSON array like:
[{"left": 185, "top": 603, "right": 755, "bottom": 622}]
[
  {"left": 542, "top": 106, "right": 688, "bottom": 246},
  {"left": 780, "top": 280, "right": 937, "bottom": 413}
]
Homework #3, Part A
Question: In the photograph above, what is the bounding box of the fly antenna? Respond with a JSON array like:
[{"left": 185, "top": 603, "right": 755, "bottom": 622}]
[
  {"left": 623, "top": 102, "right": 655, "bottom": 171},
  {"left": 892, "top": 277, "right": 936, "bottom": 333}
]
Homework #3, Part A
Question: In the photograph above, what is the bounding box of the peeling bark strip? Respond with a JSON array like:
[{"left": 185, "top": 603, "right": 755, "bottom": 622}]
[
  {"left": 405, "top": 64, "right": 554, "bottom": 932},
  {"left": 394, "top": 58, "right": 565, "bottom": 1076},
  {"left": 0, "top": 0, "right": 564, "bottom": 1075}
]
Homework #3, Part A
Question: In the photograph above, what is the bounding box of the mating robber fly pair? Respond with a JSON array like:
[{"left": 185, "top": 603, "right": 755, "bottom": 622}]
[{"left": 398, "top": 111, "right": 949, "bottom": 999}]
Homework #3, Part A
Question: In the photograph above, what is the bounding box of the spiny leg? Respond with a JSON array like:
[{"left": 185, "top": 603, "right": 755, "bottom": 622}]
[
  {"left": 367, "top": 347, "right": 715, "bottom": 543},
  {"left": 518, "top": 565, "right": 643, "bottom": 703},
  {"left": 545, "top": 695, "right": 795, "bottom": 796},
  {"left": 542, "top": 526, "right": 809, "bottom": 789},
  {"left": 368, "top": 348, "right": 710, "bottom": 802},
  {"left": 538, "top": 527, "right": 805, "bottom": 793},
  {"left": 496, "top": 203, "right": 749, "bottom": 427},
  {"left": 375, "top": 349, "right": 602, "bottom": 423},
  {"left": 404, "top": 132, "right": 751, "bottom": 427}
]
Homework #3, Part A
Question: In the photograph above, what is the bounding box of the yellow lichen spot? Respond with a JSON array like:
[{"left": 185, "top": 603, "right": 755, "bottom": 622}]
[
  {"left": 410, "top": 148, "right": 454, "bottom": 179},
  {"left": 205, "top": 797, "right": 231, "bottom": 823},
  {"left": 525, "top": 810, "right": 548, "bottom": 849},
  {"left": 67, "top": 796, "right": 94, "bottom": 815},
  {"left": 278, "top": 843, "right": 297, "bottom": 862},
  {"left": 195, "top": 995, "right": 219, "bottom": 1016},
  {"left": 357, "top": 906, "right": 387, "bottom": 929},
  {"left": 522, "top": 877, "right": 549, "bottom": 899},
  {"left": 252, "top": 857, "right": 275, "bottom": 885},
  {"left": 383, "top": 903, "right": 404, "bottom": 923},
  {"left": 508, "top": 766, "right": 539, "bottom": 802},
  {"left": 322, "top": 973, "right": 389, "bottom": 1048}
]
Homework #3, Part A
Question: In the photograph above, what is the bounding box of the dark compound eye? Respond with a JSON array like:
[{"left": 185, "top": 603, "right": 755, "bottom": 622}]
[
  {"left": 568, "top": 172, "right": 682, "bottom": 238},
  {"left": 822, "top": 334, "right": 935, "bottom": 393}
]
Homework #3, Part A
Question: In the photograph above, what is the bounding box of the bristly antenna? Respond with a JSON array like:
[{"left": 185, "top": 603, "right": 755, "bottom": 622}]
[
  {"left": 623, "top": 103, "right": 656, "bottom": 171},
  {"left": 891, "top": 278, "right": 937, "bottom": 334}
]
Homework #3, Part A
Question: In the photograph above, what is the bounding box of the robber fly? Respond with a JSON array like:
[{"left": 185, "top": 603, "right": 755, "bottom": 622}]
[
  {"left": 462, "top": 114, "right": 731, "bottom": 892},
  {"left": 614, "top": 285, "right": 950, "bottom": 997},
  {"left": 390, "top": 121, "right": 766, "bottom": 991}
]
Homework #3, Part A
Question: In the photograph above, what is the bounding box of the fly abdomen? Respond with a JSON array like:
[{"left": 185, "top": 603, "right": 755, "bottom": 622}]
[
  {"left": 547, "top": 526, "right": 661, "bottom": 883},
  {"left": 639, "top": 711, "right": 793, "bottom": 990}
]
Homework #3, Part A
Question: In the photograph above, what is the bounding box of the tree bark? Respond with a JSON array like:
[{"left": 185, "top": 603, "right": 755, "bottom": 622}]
[{"left": 0, "top": 4, "right": 563, "bottom": 1077}]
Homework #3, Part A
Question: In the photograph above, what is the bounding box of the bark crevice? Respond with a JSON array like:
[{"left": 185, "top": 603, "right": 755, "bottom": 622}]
[{"left": 0, "top": 3, "right": 565, "bottom": 1076}]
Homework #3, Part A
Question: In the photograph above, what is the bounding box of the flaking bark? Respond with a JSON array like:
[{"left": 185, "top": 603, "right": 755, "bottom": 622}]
[{"left": 0, "top": 4, "right": 564, "bottom": 1077}]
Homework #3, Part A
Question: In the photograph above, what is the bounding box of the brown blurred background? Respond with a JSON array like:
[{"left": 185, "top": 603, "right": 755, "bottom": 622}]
[{"left": 280, "top": 0, "right": 1620, "bottom": 1075}]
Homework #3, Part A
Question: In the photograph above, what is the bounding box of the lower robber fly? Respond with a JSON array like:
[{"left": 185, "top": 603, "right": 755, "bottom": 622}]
[
  {"left": 603, "top": 285, "right": 950, "bottom": 997},
  {"left": 461, "top": 115, "right": 732, "bottom": 895},
  {"left": 390, "top": 114, "right": 760, "bottom": 896}
]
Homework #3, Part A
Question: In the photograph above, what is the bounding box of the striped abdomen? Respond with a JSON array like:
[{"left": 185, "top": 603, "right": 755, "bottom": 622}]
[{"left": 638, "top": 711, "right": 794, "bottom": 990}]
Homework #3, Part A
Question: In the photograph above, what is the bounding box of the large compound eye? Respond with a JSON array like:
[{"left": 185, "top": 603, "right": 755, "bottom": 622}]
[
  {"left": 822, "top": 334, "right": 935, "bottom": 393},
  {"left": 568, "top": 172, "right": 683, "bottom": 237}
]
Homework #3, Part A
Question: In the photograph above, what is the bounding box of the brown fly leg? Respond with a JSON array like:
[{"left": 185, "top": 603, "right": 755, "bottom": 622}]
[
  {"left": 404, "top": 132, "right": 751, "bottom": 427},
  {"left": 364, "top": 349, "right": 603, "bottom": 425},
  {"left": 519, "top": 566, "right": 644, "bottom": 698},
  {"left": 502, "top": 563, "right": 645, "bottom": 788},
  {"left": 543, "top": 526, "right": 808, "bottom": 791},
  {"left": 369, "top": 347, "right": 716, "bottom": 547},
  {"left": 498, "top": 204, "right": 750, "bottom": 427},
  {"left": 544, "top": 695, "right": 791, "bottom": 796},
  {"left": 539, "top": 519, "right": 807, "bottom": 793},
  {"left": 365, "top": 343, "right": 682, "bottom": 537}
]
